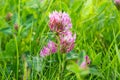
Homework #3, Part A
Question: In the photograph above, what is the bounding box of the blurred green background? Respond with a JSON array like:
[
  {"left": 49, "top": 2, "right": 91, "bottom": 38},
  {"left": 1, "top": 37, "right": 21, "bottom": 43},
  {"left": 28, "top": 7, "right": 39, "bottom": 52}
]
[{"left": 0, "top": 0, "right": 120, "bottom": 80}]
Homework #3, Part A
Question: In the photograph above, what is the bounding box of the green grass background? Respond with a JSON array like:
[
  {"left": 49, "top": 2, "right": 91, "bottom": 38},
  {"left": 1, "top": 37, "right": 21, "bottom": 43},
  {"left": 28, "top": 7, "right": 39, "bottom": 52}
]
[{"left": 0, "top": 0, "right": 120, "bottom": 80}]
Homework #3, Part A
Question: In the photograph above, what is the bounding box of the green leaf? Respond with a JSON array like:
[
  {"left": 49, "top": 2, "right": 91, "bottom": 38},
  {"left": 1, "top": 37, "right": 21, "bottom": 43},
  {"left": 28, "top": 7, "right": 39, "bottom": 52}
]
[
  {"left": 92, "top": 52, "right": 102, "bottom": 65},
  {"left": 25, "top": 0, "right": 39, "bottom": 9},
  {"left": 89, "top": 67, "right": 98, "bottom": 75},
  {"left": 66, "top": 61, "right": 80, "bottom": 73},
  {"left": 0, "top": 27, "right": 12, "bottom": 34},
  {"left": 80, "top": 69, "right": 90, "bottom": 76},
  {"left": 78, "top": 50, "right": 86, "bottom": 65},
  {"left": 81, "top": 0, "right": 94, "bottom": 19},
  {"left": 4, "top": 39, "right": 16, "bottom": 57},
  {"left": 97, "top": 2, "right": 107, "bottom": 14},
  {"left": 32, "top": 56, "right": 44, "bottom": 72},
  {"left": 89, "top": 68, "right": 104, "bottom": 78},
  {"left": 66, "top": 51, "right": 78, "bottom": 60},
  {"left": 61, "top": 1, "right": 69, "bottom": 12},
  {"left": 71, "top": 0, "right": 84, "bottom": 12},
  {"left": 115, "top": 44, "right": 120, "bottom": 63}
]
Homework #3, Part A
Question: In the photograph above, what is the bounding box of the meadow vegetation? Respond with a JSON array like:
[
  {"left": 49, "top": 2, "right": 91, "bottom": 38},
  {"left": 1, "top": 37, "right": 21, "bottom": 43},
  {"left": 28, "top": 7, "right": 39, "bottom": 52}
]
[{"left": 0, "top": 0, "right": 120, "bottom": 80}]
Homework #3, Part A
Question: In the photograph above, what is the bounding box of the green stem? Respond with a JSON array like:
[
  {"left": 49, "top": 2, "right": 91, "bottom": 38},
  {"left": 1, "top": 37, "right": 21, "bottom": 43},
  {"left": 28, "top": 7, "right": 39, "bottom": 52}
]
[
  {"left": 16, "top": 0, "right": 20, "bottom": 79},
  {"left": 14, "top": 36, "right": 19, "bottom": 80}
]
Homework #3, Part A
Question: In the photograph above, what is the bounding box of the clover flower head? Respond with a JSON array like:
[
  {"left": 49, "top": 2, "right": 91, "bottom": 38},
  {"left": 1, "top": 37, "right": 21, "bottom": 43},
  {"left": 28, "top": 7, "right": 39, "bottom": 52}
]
[
  {"left": 49, "top": 11, "right": 72, "bottom": 32},
  {"left": 59, "top": 30, "right": 76, "bottom": 53},
  {"left": 115, "top": 0, "right": 120, "bottom": 3},
  {"left": 115, "top": 0, "right": 120, "bottom": 10},
  {"left": 40, "top": 41, "right": 57, "bottom": 57}
]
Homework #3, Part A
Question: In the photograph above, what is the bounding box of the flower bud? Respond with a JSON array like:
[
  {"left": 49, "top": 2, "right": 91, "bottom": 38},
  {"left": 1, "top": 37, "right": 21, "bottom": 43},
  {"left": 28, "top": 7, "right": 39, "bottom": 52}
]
[
  {"left": 80, "top": 55, "right": 90, "bottom": 69},
  {"left": 5, "top": 12, "right": 13, "bottom": 21},
  {"left": 14, "top": 23, "right": 19, "bottom": 31}
]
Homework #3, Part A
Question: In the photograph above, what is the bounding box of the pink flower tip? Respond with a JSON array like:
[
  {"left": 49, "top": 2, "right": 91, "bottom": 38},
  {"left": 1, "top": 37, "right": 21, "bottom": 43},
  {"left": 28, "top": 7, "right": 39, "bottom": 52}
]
[
  {"left": 80, "top": 61, "right": 87, "bottom": 69},
  {"left": 85, "top": 55, "right": 90, "bottom": 64},
  {"left": 80, "top": 55, "right": 90, "bottom": 69}
]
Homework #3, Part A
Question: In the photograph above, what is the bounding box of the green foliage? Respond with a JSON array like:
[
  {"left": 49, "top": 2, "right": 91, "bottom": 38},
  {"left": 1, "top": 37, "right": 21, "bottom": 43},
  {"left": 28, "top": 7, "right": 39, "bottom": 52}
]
[
  {"left": 4, "top": 39, "right": 16, "bottom": 57},
  {"left": 0, "top": 0, "right": 120, "bottom": 80}
]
